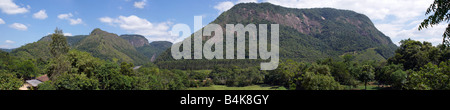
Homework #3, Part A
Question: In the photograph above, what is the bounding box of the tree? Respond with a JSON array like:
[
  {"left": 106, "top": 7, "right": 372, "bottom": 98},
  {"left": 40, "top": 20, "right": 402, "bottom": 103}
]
[
  {"left": 16, "top": 59, "right": 38, "bottom": 79},
  {"left": 120, "top": 62, "right": 135, "bottom": 76},
  {"left": 388, "top": 39, "right": 437, "bottom": 70},
  {"left": 301, "top": 72, "right": 343, "bottom": 90},
  {"left": 419, "top": 0, "right": 450, "bottom": 46},
  {"left": 37, "top": 81, "right": 56, "bottom": 90},
  {"left": 50, "top": 28, "right": 69, "bottom": 57},
  {"left": 53, "top": 73, "right": 99, "bottom": 90},
  {"left": 390, "top": 70, "right": 407, "bottom": 89},
  {"left": 0, "top": 71, "right": 23, "bottom": 90},
  {"left": 405, "top": 62, "right": 450, "bottom": 90},
  {"left": 359, "top": 65, "right": 375, "bottom": 90},
  {"left": 376, "top": 64, "right": 403, "bottom": 86},
  {"left": 48, "top": 28, "right": 70, "bottom": 80}
]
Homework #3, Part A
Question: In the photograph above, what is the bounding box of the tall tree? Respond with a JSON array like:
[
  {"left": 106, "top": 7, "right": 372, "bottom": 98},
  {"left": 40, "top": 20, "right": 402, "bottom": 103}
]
[
  {"left": 359, "top": 65, "right": 375, "bottom": 90},
  {"left": 50, "top": 28, "right": 69, "bottom": 57},
  {"left": 48, "top": 28, "right": 70, "bottom": 80},
  {"left": 419, "top": 0, "right": 450, "bottom": 45}
]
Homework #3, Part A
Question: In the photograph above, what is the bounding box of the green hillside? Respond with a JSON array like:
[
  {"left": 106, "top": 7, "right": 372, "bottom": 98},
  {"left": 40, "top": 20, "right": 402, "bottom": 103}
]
[
  {"left": 136, "top": 41, "right": 172, "bottom": 62},
  {"left": 74, "top": 28, "right": 149, "bottom": 65},
  {"left": 156, "top": 3, "right": 398, "bottom": 69},
  {"left": 10, "top": 29, "right": 173, "bottom": 65}
]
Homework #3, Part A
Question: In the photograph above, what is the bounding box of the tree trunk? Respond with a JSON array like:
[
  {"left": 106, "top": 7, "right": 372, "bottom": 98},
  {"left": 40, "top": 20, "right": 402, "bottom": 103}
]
[{"left": 364, "top": 81, "right": 367, "bottom": 90}]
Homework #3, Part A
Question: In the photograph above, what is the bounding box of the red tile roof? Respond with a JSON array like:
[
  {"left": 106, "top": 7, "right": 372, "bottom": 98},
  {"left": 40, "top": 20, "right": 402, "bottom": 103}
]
[{"left": 36, "top": 74, "right": 49, "bottom": 82}]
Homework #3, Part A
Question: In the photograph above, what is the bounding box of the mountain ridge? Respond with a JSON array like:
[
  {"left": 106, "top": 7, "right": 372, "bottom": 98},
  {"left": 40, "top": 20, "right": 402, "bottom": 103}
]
[
  {"left": 155, "top": 3, "right": 398, "bottom": 69},
  {"left": 11, "top": 28, "right": 172, "bottom": 65}
]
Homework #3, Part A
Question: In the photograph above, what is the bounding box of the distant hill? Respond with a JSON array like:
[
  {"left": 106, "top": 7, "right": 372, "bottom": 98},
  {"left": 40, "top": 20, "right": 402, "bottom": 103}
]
[
  {"left": 74, "top": 28, "right": 149, "bottom": 65},
  {"left": 0, "top": 48, "right": 13, "bottom": 52},
  {"left": 11, "top": 29, "right": 172, "bottom": 65},
  {"left": 136, "top": 41, "right": 172, "bottom": 62},
  {"left": 156, "top": 3, "right": 398, "bottom": 69}
]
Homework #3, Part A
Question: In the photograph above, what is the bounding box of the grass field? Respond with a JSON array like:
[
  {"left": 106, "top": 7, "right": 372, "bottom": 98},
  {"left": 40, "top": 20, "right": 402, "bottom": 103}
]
[
  {"left": 356, "top": 85, "right": 381, "bottom": 90},
  {"left": 188, "top": 85, "right": 284, "bottom": 90}
]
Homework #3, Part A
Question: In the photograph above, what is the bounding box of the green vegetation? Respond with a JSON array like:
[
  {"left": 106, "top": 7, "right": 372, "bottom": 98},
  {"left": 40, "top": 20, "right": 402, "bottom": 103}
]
[
  {"left": 1, "top": 3, "right": 449, "bottom": 90},
  {"left": 156, "top": 3, "right": 398, "bottom": 70},
  {"left": 0, "top": 70, "right": 23, "bottom": 90},
  {"left": 137, "top": 41, "right": 172, "bottom": 60},
  {"left": 11, "top": 29, "right": 171, "bottom": 66},
  {"left": 419, "top": 0, "right": 450, "bottom": 45}
]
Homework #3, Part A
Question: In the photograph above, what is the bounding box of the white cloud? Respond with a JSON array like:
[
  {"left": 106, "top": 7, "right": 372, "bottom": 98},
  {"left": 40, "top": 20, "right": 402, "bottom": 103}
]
[
  {"left": 0, "top": 44, "right": 13, "bottom": 49},
  {"left": 99, "top": 17, "right": 114, "bottom": 25},
  {"left": 214, "top": 1, "right": 235, "bottom": 12},
  {"left": 63, "top": 33, "right": 73, "bottom": 36},
  {"left": 260, "top": 0, "right": 445, "bottom": 45},
  {"left": 134, "top": 0, "right": 147, "bottom": 9},
  {"left": 99, "top": 15, "right": 178, "bottom": 42},
  {"left": 9, "top": 23, "right": 27, "bottom": 31},
  {"left": 58, "top": 13, "right": 73, "bottom": 19},
  {"left": 5, "top": 40, "right": 15, "bottom": 44},
  {"left": 214, "top": 0, "right": 259, "bottom": 13},
  {"left": 69, "top": 18, "right": 83, "bottom": 25},
  {"left": 0, "top": 0, "right": 29, "bottom": 14},
  {"left": 264, "top": 0, "right": 429, "bottom": 21},
  {"left": 33, "top": 9, "right": 48, "bottom": 20},
  {"left": 237, "top": 0, "right": 258, "bottom": 3},
  {"left": 58, "top": 13, "right": 83, "bottom": 25},
  {"left": 0, "top": 18, "right": 4, "bottom": 24}
]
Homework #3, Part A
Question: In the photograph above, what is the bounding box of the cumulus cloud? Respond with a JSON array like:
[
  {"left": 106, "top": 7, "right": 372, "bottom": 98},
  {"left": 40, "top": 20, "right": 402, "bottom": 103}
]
[
  {"left": 99, "top": 15, "right": 178, "bottom": 42},
  {"left": 58, "top": 13, "right": 73, "bottom": 19},
  {"left": 134, "top": 0, "right": 147, "bottom": 9},
  {"left": 58, "top": 13, "right": 83, "bottom": 25},
  {"left": 0, "top": 18, "right": 4, "bottom": 24},
  {"left": 33, "top": 9, "right": 48, "bottom": 20},
  {"left": 69, "top": 18, "right": 83, "bottom": 25},
  {"left": 99, "top": 17, "right": 114, "bottom": 25},
  {"left": 0, "top": 0, "right": 29, "bottom": 14},
  {"left": 214, "top": 1, "right": 235, "bottom": 13},
  {"left": 214, "top": 0, "right": 259, "bottom": 13},
  {"left": 9, "top": 23, "right": 27, "bottom": 31},
  {"left": 237, "top": 0, "right": 258, "bottom": 3},
  {"left": 63, "top": 33, "right": 73, "bottom": 36},
  {"left": 5, "top": 40, "right": 15, "bottom": 44},
  {"left": 260, "top": 0, "right": 443, "bottom": 45}
]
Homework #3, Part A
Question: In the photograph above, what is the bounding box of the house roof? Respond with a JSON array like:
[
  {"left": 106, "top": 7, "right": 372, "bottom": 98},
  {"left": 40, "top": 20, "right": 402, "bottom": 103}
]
[
  {"left": 36, "top": 74, "right": 49, "bottom": 82},
  {"left": 26, "top": 79, "right": 42, "bottom": 87}
]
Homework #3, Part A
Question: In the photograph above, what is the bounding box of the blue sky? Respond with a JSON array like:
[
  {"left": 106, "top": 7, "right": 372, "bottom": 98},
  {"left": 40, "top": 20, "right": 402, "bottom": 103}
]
[{"left": 0, "top": 0, "right": 446, "bottom": 49}]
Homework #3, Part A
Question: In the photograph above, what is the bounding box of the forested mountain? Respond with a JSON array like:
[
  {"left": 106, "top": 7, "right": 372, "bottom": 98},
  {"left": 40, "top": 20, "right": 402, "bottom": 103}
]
[
  {"left": 120, "top": 35, "right": 150, "bottom": 48},
  {"left": 10, "top": 29, "right": 171, "bottom": 65},
  {"left": 156, "top": 3, "right": 398, "bottom": 69},
  {"left": 120, "top": 34, "right": 172, "bottom": 61},
  {"left": 137, "top": 41, "right": 172, "bottom": 62},
  {"left": 74, "top": 28, "right": 149, "bottom": 65},
  {"left": 0, "top": 49, "right": 12, "bottom": 52}
]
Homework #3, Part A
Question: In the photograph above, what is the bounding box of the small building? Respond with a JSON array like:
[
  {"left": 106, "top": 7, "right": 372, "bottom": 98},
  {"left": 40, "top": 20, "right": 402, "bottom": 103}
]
[
  {"left": 19, "top": 74, "right": 49, "bottom": 90},
  {"left": 36, "top": 74, "right": 49, "bottom": 82},
  {"left": 26, "top": 79, "right": 42, "bottom": 87}
]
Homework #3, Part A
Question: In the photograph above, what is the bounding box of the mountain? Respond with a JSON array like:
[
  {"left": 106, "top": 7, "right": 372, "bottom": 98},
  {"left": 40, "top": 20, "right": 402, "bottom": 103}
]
[
  {"left": 120, "top": 34, "right": 173, "bottom": 61},
  {"left": 136, "top": 41, "right": 172, "bottom": 62},
  {"left": 120, "top": 34, "right": 150, "bottom": 48},
  {"left": 12, "top": 35, "right": 88, "bottom": 61},
  {"left": 74, "top": 28, "right": 149, "bottom": 65},
  {"left": 155, "top": 3, "right": 398, "bottom": 69},
  {"left": 0, "top": 48, "right": 13, "bottom": 52},
  {"left": 11, "top": 29, "right": 171, "bottom": 65}
]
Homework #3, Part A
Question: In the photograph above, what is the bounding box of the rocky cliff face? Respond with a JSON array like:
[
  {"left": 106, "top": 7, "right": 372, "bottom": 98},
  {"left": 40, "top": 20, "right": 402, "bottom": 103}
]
[{"left": 120, "top": 35, "right": 150, "bottom": 48}]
